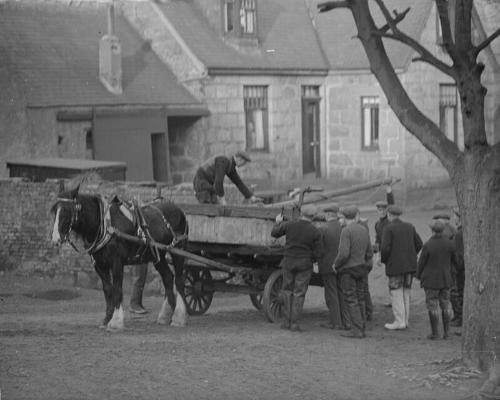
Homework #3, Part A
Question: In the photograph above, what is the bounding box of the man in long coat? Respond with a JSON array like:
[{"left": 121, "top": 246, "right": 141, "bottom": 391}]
[
  {"left": 381, "top": 205, "right": 423, "bottom": 330},
  {"left": 318, "top": 204, "right": 346, "bottom": 330},
  {"left": 416, "top": 221, "right": 457, "bottom": 339}
]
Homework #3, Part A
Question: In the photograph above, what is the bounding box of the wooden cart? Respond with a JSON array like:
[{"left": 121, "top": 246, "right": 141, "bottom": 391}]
[
  {"left": 175, "top": 203, "right": 309, "bottom": 323},
  {"left": 164, "top": 178, "right": 397, "bottom": 322}
]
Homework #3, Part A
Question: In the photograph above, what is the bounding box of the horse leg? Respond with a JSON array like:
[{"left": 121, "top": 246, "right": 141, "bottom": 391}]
[
  {"left": 170, "top": 252, "right": 187, "bottom": 327},
  {"left": 154, "top": 258, "right": 174, "bottom": 325},
  {"left": 107, "top": 260, "right": 125, "bottom": 332},
  {"left": 94, "top": 263, "right": 113, "bottom": 328}
]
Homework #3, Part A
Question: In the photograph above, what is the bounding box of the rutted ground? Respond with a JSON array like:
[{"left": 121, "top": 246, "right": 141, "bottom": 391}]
[{"left": 0, "top": 209, "right": 482, "bottom": 400}]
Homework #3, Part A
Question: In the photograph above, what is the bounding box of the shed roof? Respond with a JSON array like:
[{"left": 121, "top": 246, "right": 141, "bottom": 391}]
[{"left": 0, "top": 1, "right": 207, "bottom": 112}]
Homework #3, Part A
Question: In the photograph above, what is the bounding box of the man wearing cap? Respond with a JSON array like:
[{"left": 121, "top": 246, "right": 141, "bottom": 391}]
[
  {"left": 381, "top": 205, "right": 423, "bottom": 330},
  {"left": 333, "top": 205, "right": 373, "bottom": 338},
  {"left": 193, "top": 151, "right": 262, "bottom": 205},
  {"left": 317, "top": 204, "right": 346, "bottom": 330},
  {"left": 374, "top": 183, "right": 395, "bottom": 254},
  {"left": 416, "top": 221, "right": 457, "bottom": 339},
  {"left": 432, "top": 213, "right": 457, "bottom": 240},
  {"left": 271, "top": 206, "right": 323, "bottom": 332},
  {"left": 450, "top": 207, "right": 464, "bottom": 327}
]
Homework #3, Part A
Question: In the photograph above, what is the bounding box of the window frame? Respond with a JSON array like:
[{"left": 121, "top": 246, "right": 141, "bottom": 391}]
[
  {"left": 223, "top": 0, "right": 234, "bottom": 33},
  {"left": 240, "top": 0, "right": 257, "bottom": 36},
  {"left": 243, "top": 85, "right": 269, "bottom": 152},
  {"left": 360, "top": 96, "right": 380, "bottom": 151},
  {"left": 439, "top": 83, "right": 458, "bottom": 144}
]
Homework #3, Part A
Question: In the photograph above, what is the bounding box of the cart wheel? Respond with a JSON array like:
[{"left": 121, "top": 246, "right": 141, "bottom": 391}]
[
  {"left": 183, "top": 268, "right": 214, "bottom": 316},
  {"left": 262, "top": 269, "right": 283, "bottom": 323},
  {"left": 249, "top": 293, "right": 263, "bottom": 310}
]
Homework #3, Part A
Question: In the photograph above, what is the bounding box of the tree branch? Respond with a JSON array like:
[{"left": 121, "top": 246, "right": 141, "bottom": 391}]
[
  {"left": 378, "top": 7, "right": 410, "bottom": 33},
  {"left": 473, "top": 26, "right": 500, "bottom": 59},
  {"left": 374, "top": 31, "right": 455, "bottom": 78},
  {"left": 435, "top": 0, "right": 459, "bottom": 61},
  {"left": 317, "top": 1, "right": 350, "bottom": 13},
  {"left": 372, "top": 0, "right": 455, "bottom": 77}
]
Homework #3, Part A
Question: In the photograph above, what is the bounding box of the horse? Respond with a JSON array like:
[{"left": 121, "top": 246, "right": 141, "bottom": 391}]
[{"left": 50, "top": 185, "right": 189, "bottom": 331}]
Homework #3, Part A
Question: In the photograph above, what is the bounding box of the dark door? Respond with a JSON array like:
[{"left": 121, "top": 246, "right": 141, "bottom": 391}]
[
  {"left": 151, "top": 133, "right": 169, "bottom": 182},
  {"left": 302, "top": 98, "right": 321, "bottom": 177}
]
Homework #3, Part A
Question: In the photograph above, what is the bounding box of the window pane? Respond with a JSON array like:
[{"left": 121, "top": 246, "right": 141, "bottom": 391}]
[
  {"left": 244, "top": 85, "right": 268, "bottom": 150},
  {"left": 363, "top": 108, "right": 372, "bottom": 147},
  {"left": 443, "top": 106, "right": 455, "bottom": 141},
  {"left": 225, "top": 1, "right": 233, "bottom": 32},
  {"left": 253, "top": 110, "right": 264, "bottom": 148},
  {"left": 361, "top": 96, "right": 379, "bottom": 149}
]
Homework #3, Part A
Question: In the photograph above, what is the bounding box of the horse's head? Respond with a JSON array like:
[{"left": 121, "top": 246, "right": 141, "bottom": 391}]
[{"left": 50, "top": 185, "right": 82, "bottom": 245}]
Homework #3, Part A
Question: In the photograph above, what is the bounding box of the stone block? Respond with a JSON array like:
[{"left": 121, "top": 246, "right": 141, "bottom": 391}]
[{"left": 331, "top": 125, "right": 350, "bottom": 137}]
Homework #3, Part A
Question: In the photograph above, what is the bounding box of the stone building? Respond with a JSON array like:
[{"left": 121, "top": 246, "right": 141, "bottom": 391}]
[
  {"left": 311, "top": 0, "right": 500, "bottom": 192},
  {"left": 0, "top": 0, "right": 207, "bottom": 182},
  {"left": 1, "top": 0, "right": 498, "bottom": 196}
]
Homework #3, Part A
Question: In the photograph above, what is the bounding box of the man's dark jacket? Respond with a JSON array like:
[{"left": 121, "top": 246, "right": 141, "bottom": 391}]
[
  {"left": 416, "top": 234, "right": 457, "bottom": 289},
  {"left": 318, "top": 219, "right": 342, "bottom": 274},
  {"left": 194, "top": 155, "right": 252, "bottom": 198},
  {"left": 380, "top": 218, "right": 423, "bottom": 276},
  {"left": 271, "top": 219, "right": 323, "bottom": 268},
  {"left": 374, "top": 191, "right": 394, "bottom": 248}
]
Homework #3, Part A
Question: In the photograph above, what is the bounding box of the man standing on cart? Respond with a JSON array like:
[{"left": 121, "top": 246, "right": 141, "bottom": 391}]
[
  {"left": 193, "top": 151, "right": 262, "bottom": 205},
  {"left": 271, "top": 205, "right": 323, "bottom": 332}
]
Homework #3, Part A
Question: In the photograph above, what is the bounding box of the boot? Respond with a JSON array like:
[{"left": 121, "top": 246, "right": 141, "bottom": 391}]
[
  {"left": 129, "top": 284, "right": 147, "bottom": 314},
  {"left": 442, "top": 309, "right": 452, "bottom": 339},
  {"left": 280, "top": 290, "right": 292, "bottom": 330},
  {"left": 129, "top": 264, "right": 148, "bottom": 314},
  {"left": 427, "top": 311, "right": 440, "bottom": 340},
  {"left": 384, "top": 288, "right": 406, "bottom": 330},
  {"left": 290, "top": 296, "right": 305, "bottom": 332},
  {"left": 403, "top": 288, "right": 411, "bottom": 328}
]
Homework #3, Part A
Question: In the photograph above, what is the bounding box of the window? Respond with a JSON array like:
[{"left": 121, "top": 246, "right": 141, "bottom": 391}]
[
  {"left": 244, "top": 85, "right": 268, "bottom": 151},
  {"left": 361, "top": 96, "right": 379, "bottom": 150},
  {"left": 240, "top": 0, "right": 256, "bottom": 35},
  {"left": 439, "top": 84, "right": 457, "bottom": 143},
  {"left": 223, "top": 0, "right": 234, "bottom": 33}
]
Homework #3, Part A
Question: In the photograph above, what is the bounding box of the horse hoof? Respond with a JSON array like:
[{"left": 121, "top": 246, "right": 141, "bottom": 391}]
[
  {"left": 170, "top": 321, "right": 186, "bottom": 327},
  {"left": 157, "top": 318, "right": 170, "bottom": 325},
  {"left": 99, "top": 324, "right": 107, "bottom": 329}
]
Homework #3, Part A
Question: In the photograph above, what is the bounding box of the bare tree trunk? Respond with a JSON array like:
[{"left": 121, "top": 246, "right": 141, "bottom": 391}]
[{"left": 455, "top": 150, "right": 500, "bottom": 397}]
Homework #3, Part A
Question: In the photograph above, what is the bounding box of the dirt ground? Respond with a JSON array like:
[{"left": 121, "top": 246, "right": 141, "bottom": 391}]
[{"left": 0, "top": 209, "right": 485, "bottom": 400}]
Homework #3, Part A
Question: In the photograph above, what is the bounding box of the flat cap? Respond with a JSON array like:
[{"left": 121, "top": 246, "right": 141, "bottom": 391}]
[
  {"left": 234, "top": 150, "right": 251, "bottom": 162},
  {"left": 323, "top": 204, "right": 340, "bottom": 213},
  {"left": 375, "top": 200, "right": 388, "bottom": 208},
  {"left": 387, "top": 205, "right": 403, "bottom": 216},
  {"left": 430, "top": 220, "right": 445, "bottom": 233},
  {"left": 301, "top": 204, "right": 318, "bottom": 219},
  {"left": 432, "top": 213, "right": 451, "bottom": 220},
  {"left": 340, "top": 205, "right": 359, "bottom": 219}
]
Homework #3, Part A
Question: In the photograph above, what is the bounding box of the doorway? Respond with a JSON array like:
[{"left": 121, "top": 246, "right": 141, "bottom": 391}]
[{"left": 301, "top": 86, "right": 321, "bottom": 177}]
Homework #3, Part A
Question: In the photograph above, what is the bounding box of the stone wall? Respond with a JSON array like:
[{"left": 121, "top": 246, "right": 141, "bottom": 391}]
[
  {"left": 325, "top": 73, "right": 406, "bottom": 188},
  {"left": 0, "top": 178, "right": 247, "bottom": 277}
]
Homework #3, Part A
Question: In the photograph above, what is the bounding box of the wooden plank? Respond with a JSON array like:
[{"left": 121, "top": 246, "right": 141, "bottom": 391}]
[
  {"left": 177, "top": 203, "right": 293, "bottom": 220},
  {"left": 266, "top": 177, "right": 400, "bottom": 207},
  {"left": 186, "top": 214, "right": 285, "bottom": 246}
]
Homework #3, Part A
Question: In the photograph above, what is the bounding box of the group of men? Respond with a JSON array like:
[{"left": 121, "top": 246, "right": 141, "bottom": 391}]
[
  {"left": 271, "top": 183, "right": 465, "bottom": 341},
  {"left": 128, "top": 150, "right": 465, "bottom": 343}
]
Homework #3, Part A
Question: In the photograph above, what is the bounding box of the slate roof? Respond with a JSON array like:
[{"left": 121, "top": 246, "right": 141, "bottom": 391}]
[
  {"left": 0, "top": 1, "right": 206, "bottom": 110},
  {"left": 158, "top": 0, "right": 329, "bottom": 73},
  {"left": 311, "top": 0, "right": 433, "bottom": 71}
]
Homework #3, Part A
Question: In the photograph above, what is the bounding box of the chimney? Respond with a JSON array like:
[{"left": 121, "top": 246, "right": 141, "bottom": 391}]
[{"left": 99, "top": 1, "right": 122, "bottom": 95}]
